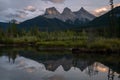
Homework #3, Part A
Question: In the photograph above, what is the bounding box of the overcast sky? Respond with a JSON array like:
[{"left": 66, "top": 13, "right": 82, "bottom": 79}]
[{"left": 0, "top": 0, "right": 120, "bottom": 22}]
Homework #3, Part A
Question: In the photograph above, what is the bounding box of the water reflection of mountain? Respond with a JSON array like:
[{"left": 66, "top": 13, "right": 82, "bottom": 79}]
[
  {"left": 17, "top": 52, "right": 94, "bottom": 72},
  {"left": 0, "top": 50, "right": 119, "bottom": 74},
  {"left": 43, "top": 58, "right": 92, "bottom": 72}
]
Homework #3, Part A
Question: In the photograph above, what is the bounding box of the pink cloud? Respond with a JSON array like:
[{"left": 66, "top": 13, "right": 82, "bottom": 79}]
[
  {"left": 24, "top": 6, "right": 36, "bottom": 12},
  {"left": 92, "top": 3, "right": 120, "bottom": 16}
]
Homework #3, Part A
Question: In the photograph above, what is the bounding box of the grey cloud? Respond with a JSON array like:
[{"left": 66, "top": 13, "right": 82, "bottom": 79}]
[
  {"left": 5, "top": 9, "right": 28, "bottom": 19},
  {"left": 0, "top": 0, "right": 9, "bottom": 11},
  {"left": 0, "top": 9, "right": 28, "bottom": 22},
  {"left": 42, "top": 0, "right": 65, "bottom": 3},
  {"left": 6, "top": 13, "right": 28, "bottom": 19},
  {"left": 0, "top": 0, "right": 44, "bottom": 22},
  {"left": 0, "top": 8, "right": 43, "bottom": 22},
  {"left": 17, "top": 10, "right": 27, "bottom": 14},
  {"left": 6, "top": 13, "right": 20, "bottom": 18},
  {"left": 0, "top": 0, "right": 35, "bottom": 12}
]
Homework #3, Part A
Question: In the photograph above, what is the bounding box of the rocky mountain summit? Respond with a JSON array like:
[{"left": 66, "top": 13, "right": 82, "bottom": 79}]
[{"left": 44, "top": 7, "right": 96, "bottom": 22}]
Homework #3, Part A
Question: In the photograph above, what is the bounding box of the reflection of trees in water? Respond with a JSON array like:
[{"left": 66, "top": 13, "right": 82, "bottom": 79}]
[
  {"left": 85, "top": 62, "right": 118, "bottom": 80},
  {"left": 0, "top": 52, "right": 3, "bottom": 57},
  {"left": 72, "top": 54, "right": 93, "bottom": 71},
  {"left": 1, "top": 49, "right": 119, "bottom": 75},
  {"left": 118, "top": 75, "right": 120, "bottom": 78},
  {"left": 108, "top": 68, "right": 114, "bottom": 80},
  {"left": 7, "top": 51, "right": 18, "bottom": 64},
  {"left": 72, "top": 56, "right": 78, "bottom": 67},
  {"left": 84, "top": 62, "right": 118, "bottom": 80},
  {"left": 85, "top": 63, "right": 98, "bottom": 78}
]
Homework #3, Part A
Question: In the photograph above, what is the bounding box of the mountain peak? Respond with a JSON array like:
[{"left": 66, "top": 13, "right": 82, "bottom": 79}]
[
  {"left": 73, "top": 7, "right": 96, "bottom": 20},
  {"left": 44, "top": 7, "right": 95, "bottom": 22},
  {"left": 80, "top": 7, "right": 84, "bottom": 10},
  {"left": 62, "top": 7, "right": 72, "bottom": 14},
  {"left": 44, "top": 7, "right": 60, "bottom": 15},
  {"left": 78, "top": 7, "right": 86, "bottom": 12},
  {"left": 64, "top": 7, "right": 71, "bottom": 11}
]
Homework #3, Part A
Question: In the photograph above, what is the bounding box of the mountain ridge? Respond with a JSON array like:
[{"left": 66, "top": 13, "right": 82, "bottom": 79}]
[
  {"left": 44, "top": 7, "right": 96, "bottom": 22},
  {"left": 18, "top": 16, "right": 74, "bottom": 31},
  {"left": 0, "top": 6, "right": 120, "bottom": 32}
]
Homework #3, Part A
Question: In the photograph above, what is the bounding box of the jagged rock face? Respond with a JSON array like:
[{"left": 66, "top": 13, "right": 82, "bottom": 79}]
[
  {"left": 44, "top": 7, "right": 61, "bottom": 19},
  {"left": 74, "top": 7, "right": 96, "bottom": 21},
  {"left": 62, "top": 7, "right": 72, "bottom": 15},
  {"left": 44, "top": 7, "right": 96, "bottom": 22},
  {"left": 61, "top": 7, "right": 76, "bottom": 21},
  {"left": 45, "top": 7, "right": 60, "bottom": 15}
]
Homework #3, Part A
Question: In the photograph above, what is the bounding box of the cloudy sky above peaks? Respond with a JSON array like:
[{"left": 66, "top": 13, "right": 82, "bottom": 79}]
[{"left": 0, "top": 0, "right": 120, "bottom": 22}]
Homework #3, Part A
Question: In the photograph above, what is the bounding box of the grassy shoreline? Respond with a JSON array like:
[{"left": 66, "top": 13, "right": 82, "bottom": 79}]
[{"left": 0, "top": 38, "right": 120, "bottom": 53}]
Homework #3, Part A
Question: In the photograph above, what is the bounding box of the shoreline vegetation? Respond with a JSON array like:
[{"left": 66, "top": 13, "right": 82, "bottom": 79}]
[
  {"left": 0, "top": 23, "right": 120, "bottom": 53},
  {"left": 0, "top": 28, "right": 120, "bottom": 53},
  {"left": 0, "top": 36, "right": 120, "bottom": 53}
]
